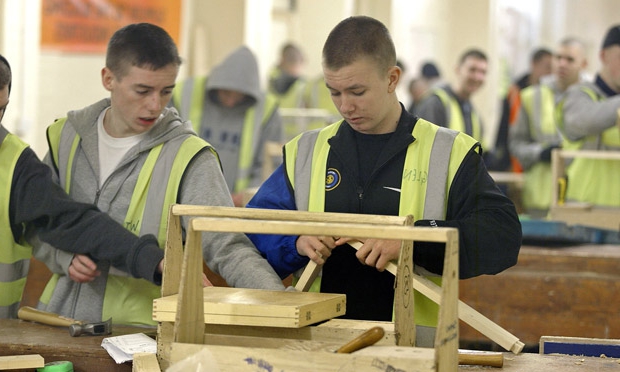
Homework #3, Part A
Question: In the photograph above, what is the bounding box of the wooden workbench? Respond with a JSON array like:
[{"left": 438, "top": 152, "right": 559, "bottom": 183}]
[
  {"left": 460, "top": 244, "right": 620, "bottom": 349},
  {"left": 0, "top": 319, "right": 154, "bottom": 372}
]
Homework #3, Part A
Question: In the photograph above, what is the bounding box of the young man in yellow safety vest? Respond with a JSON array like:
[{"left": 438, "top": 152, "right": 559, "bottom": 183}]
[
  {"left": 172, "top": 46, "right": 283, "bottom": 207},
  {"left": 246, "top": 16, "right": 521, "bottom": 347},
  {"left": 35, "top": 24, "right": 286, "bottom": 326},
  {"left": 509, "top": 38, "right": 588, "bottom": 216},
  {"left": 556, "top": 24, "right": 620, "bottom": 207},
  {"left": 0, "top": 54, "right": 164, "bottom": 319}
]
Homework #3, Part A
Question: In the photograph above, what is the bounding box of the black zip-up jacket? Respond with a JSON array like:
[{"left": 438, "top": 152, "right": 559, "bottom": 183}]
[
  {"left": 320, "top": 108, "right": 521, "bottom": 320},
  {"left": 248, "top": 106, "right": 522, "bottom": 321}
]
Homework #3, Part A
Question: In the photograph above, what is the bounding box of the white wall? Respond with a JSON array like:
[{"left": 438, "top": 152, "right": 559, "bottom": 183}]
[{"left": 2, "top": 0, "right": 620, "bottom": 156}]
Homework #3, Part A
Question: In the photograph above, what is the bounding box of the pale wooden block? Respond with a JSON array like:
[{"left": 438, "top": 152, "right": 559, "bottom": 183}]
[
  {"left": 549, "top": 205, "right": 620, "bottom": 231},
  {"left": 154, "top": 287, "right": 345, "bottom": 328},
  {"left": 0, "top": 354, "right": 44, "bottom": 369},
  {"left": 132, "top": 353, "right": 161, "bottom": 372},
  {"left": 169, "top": 343, "right": 435, "bottom": 372}
]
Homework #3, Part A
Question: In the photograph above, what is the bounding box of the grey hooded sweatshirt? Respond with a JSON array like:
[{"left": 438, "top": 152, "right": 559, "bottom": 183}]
[
  {"left": 34, "top": 98, "right": 285, "bottom": 325},
  {"left": 199, "top": 46, "right": 282, "bottom": 191}
]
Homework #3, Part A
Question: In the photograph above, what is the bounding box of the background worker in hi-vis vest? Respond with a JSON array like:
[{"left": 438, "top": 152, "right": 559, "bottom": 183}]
[
  {"left": 172, "top": 46, "right": 283, "bottom": 207},
  {"left": 246, "top": 16, "right": 521, "bottom": 347},
  {"left": 556, "top": 24, "right": 620, "bottom": 207},
  {"left": 415, "top": 48, "right": 488, "bottom": 149},
  {"left": 33, "top": 24, "right": 286, "bottom": 326},
  {"left": 509, "top": 37, "right": 589, "bottom": 217},
  {"left": 0, "top": 54, "right": 165, "bottom": 319}
]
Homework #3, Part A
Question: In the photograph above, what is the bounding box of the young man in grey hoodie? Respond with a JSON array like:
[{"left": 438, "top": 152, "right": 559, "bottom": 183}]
[
  {"left": 34, "top": 24, "right": 286, "bottom": 326},
  {"left": 172, "top": 46, "right": 283, "bottom": 206}
]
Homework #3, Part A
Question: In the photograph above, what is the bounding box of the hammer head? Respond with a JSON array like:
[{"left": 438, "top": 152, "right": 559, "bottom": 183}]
[{"left": 69, "top": 318, "right": 112, "bottom": 337}]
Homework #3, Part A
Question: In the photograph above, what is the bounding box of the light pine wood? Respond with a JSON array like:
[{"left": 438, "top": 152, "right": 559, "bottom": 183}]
[
  {"left": 0, "top": 354, "right": 44, "bottom": 369},
  {"left": 435, "top": 229, "right": 459, "bottom": 370},
  {"left": 173, "top": 227, "right": 205, "bottom": 344},
  {"left": 157, "top": 205, "right": 460, "bottom": 371},
  {"left": 157, "top": 206, "right": 184, "bottom": 363},
  {"left": 132, "top": 353, "right": 161, "bottom": 372},
  {"left": 154, "top": 287, "right": 345, "bottom": 327},
  {"left": 169, "top": 343, "right": 436, "bottom": 372},
  {"left": 17, "top": 306, "right": 81, "bottom": 327},
  {"left": 394, "top": 239, "right": 416, "bottom": 347},
  {"left": 346, "top": 240, "right": 524, "bottom": 354}
]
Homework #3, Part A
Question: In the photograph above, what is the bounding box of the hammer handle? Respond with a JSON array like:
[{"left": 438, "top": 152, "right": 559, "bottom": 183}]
[
  {"left": 18, "top": 306, "right": 81, "bottom": 327},
  {"left": 336, "top": 326, "right": 385, "bottom": 353},
  {"left": 458, "top": 350, "right": 504, "bottom": 368}
]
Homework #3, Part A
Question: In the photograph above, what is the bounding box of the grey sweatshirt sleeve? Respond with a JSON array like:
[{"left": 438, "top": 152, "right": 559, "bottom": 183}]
[
  {"left": 509, "top": 105, "right": 544, "bottom": 170},
  {"left": 561, "top": 84, "right": 620, "bottom": 141},
  {"left": 415, "top": 94, "right": 448, "bottom": 127},
  {"left": 16, "top": 149, "right": 163, "bottom": 284},
  {"left": 179, "top": 148, "right": 286, "bottom": 290}
]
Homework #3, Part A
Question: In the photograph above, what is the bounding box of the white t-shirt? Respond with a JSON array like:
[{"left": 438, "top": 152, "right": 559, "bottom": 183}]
[{"left": 97, "top": 108, "right": 147, "bottom": 185}]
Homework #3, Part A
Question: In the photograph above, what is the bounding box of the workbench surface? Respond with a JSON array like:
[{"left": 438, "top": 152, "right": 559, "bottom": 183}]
[
  {"left": 2, "top": 319, "right": 618, "bottom": 371},
  {"left": 0, "top": 319, "right": 154, "bottom": 372},
  {"left": 460, "top": 244, "right": 620, "bottom": 349},
  {"left": 475, "top": 352, "right": 620, "bottom": 371}
]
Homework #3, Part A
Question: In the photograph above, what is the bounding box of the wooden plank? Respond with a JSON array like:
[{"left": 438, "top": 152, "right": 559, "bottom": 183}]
[
  {"left": 540, "top": 336, "right": 620, "bottom": 358},
  {"left": 347, "top": 241, "right": 525, "bottom": 354},
  {"left": 157, "top": 206, "right": 183, "bottom": 365},
  {"left": 191, "top": 217, "right": 454, "bottom": 243},
  {"left": 154, "top": 287, "right": 345, "bottom": 327},
  {"left": 171, "top": 204, "right": 408, "bottom": 225},
  {"left": 435, "top": 228, "right": 459, "bottom": 371},
  {"left": 549, "top": 205, "right": 620, "bottom": 231},
  {"left": 173, "top": 227, "right": 204, "bottom": 344},
  {"left": 168, "top": 343, "right": 436, "bottom": 372},
  {"left": 394, "top": 239, "right": 416, "bottom": 347},
  {"left": 132, "top": 353, "right": 161, "bottom": 372},
  {"left": 0, "top": 354, "right": 44, "bottom": 369}
]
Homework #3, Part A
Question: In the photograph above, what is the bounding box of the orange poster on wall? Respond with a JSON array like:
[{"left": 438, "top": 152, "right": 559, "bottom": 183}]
[{"left": 40, "top": 0, "right": 181, "bottom": 53}]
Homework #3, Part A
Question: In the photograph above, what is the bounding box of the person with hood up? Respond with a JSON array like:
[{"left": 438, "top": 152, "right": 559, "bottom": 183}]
[
  {"left": 34, "top": 24, "right": 287, "bottom": 326},
  {"left": 173, "top": 46, "right": 283, "bottom": 206}
]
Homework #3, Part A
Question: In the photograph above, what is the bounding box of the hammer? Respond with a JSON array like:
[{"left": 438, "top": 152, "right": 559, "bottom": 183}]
[{"left": 17, "top": 306, "right": 112, "bottom": 337}]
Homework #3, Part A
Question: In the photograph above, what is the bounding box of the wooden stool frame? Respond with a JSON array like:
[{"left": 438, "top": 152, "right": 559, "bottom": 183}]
[{"left": 154, "top": 205, "right": 515, "bottom": 371}]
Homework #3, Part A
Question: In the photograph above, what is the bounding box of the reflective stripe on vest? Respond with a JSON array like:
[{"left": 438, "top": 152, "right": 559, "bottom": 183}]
[
  {"left": 519, "top": 85, "right": 559, "bottom": 210},
  {"left": 521, "top": 85, "right": 559, "bottom": 141},
  {"left": 47, "top": 119, "right": 212, "bottom": 244},
  {"left": 0, "top": 126, "right": 32, "bottom": 318},
  {"left": 44, "top": 119, "right": 213, "bottom": 325},
  {"left": 285, "top": 119, "right": 476, "bottom": 326},
  {"left": 174, "top": 77, "right": 279, "bottom": 192},
  {"left": 433, "top": 88, "right": 483, "bottom": 144}
]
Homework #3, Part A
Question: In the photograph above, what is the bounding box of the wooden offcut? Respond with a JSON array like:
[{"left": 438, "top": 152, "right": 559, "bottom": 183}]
[
  {"left": 0, "top": 354, "right": 44, "bottom": 369},
  {"left": 153, "top": 287, "right": 345, "bottom": 327}
]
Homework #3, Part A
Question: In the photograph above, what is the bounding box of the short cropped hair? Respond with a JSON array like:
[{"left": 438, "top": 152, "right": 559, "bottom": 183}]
[
  {"left": 458, "top": 48, "right": 487, "bottom": 65},
  {"left": 281, "top": 43, "right": 304, "bottom": 65},
  {"left": 322, "top": 16, "right": 396, "bottom": 72},
  {"left": 532, "top": 48, "right": 552, "bottom": 63},
  {"left": 0, "top": 54, "right": 11, "bottom": 93},
  {"left": 106, "top": 23, "right": 182, "bottom": 78}
]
